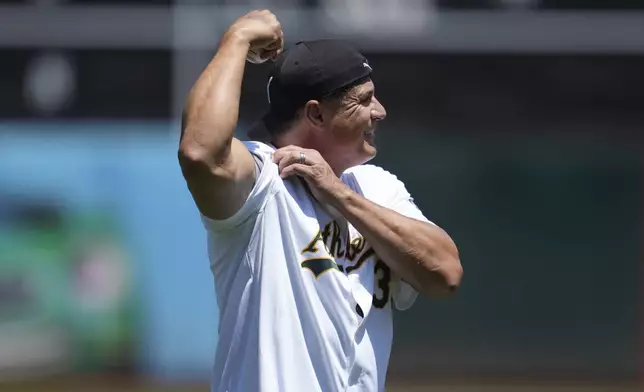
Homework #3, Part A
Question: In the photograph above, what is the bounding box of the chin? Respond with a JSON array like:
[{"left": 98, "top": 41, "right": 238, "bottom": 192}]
[
  {"left": 364, "top": 137, "right": 377, "bottom": 153},
  {"left": 357, "top": 142, "right": 377, "bottom": 164}
]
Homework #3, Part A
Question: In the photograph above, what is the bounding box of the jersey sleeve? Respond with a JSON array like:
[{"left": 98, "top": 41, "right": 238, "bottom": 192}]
[
  {"left": 200, "top": 141, "right": 279, "bottom": 233},
  {"left": 344, "top": 164, "right": 435, "bottom": 311}
]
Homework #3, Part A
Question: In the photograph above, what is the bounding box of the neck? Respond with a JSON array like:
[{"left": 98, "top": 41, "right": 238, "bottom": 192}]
[{"left": 273, "top": 131, "right": 346, "bottom": 177}]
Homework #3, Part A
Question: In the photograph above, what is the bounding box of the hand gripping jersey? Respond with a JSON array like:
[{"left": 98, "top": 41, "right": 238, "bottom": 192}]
[{"left": 203, "top": 142, "right": 431, "bottom": 392}]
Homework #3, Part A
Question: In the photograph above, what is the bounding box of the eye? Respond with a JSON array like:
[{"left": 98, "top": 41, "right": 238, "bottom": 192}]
[{"left": 361, "top": 93, "right": 374, "bottom": 105}]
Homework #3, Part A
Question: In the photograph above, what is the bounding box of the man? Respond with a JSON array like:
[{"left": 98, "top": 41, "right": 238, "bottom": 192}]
[{"left": 178, "top": 9, "right": 463, "bottom": 392}]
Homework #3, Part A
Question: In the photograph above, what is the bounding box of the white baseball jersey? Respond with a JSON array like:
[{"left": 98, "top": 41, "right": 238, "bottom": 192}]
[{"left": 202, "top": 141, "right": 430, "bottom": 392}]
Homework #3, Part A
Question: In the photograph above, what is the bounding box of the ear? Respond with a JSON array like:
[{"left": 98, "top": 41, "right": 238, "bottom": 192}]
[{"left": 303, "top": 100, "right": 325, "bottom": 130}]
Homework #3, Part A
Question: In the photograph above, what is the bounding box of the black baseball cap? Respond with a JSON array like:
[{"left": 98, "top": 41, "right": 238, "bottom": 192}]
[{"left": 247, "top": 39, "right": 372, "bottom": 141}]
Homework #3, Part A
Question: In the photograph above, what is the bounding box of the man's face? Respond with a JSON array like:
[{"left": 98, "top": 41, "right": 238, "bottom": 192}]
[{"left": 319, "top": 79, "right": 387, "bottom": 171}]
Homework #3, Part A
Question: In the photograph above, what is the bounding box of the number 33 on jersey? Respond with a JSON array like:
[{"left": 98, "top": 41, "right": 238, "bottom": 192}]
[{"left": 300, "top": 219, "right": 393, "bottom": 310}]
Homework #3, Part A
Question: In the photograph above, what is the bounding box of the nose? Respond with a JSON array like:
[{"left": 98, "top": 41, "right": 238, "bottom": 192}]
[{"left": 371, "top": 96, "right": 387, "bottom": 121}]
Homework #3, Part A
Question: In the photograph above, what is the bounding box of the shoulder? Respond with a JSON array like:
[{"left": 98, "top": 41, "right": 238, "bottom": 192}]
[
  {"left": 242, "top": 140, "right": 275, "bottom": 161},
  {"left": 344, "top": 164, "right": 407, "bottom": 190},
  {"left": 346, "top": 164, "right": 432, "bottom": 224},
  {"left": 345, "top": 164, "right": 399, "bottom": 181},
  {"left": 200, "top": 141, "right": 279, "bottom": 232},
  {"left": 342, "top": 164, "right": 410, "bottom": 205}
]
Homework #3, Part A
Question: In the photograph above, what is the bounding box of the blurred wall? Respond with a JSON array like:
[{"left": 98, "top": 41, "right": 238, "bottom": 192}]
[
  {"left": 0, "top": 124, "right": 218, "bottom": 380},
  {"left": 382, "top": 133, "right": 641, "bottom": 381},
  {"left": 2, "top": 117, "right": 640, "bottom": 383}
]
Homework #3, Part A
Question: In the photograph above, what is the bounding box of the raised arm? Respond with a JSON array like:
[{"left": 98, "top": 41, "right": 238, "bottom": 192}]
[{"left": 178, "top": 10, "right": 283, "bottom": 220}]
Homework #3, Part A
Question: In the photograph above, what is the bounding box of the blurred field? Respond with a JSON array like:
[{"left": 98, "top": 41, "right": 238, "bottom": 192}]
[
  {"left": 2, "top": 385, "right": 641, "bottom": 392},
  {"left": 1, "top": 376, "right": 641, "bottom": 392}
]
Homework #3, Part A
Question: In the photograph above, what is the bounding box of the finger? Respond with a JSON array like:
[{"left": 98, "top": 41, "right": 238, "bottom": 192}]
[
  {"left": 268, "top": 31, "right": 284, "bottom": 51},
  {"left": 270, "top": 47, "right": 283, "bottom": 61},
  {"left": 280, "top": 163, "right": 312, "bottom": 179},
  {"left": 267, "top": 41, "right": 283, "bottom": 61},
  {"left": 266, "top": 30, "right": 283, "bottom": 50},
  {"left": 278, "top": 150, "right": 307, "bottom": 173},
  {"left": 261, "top": 48, "right": 279, "bottom": 61},
  {"left": 272, "top": 154, "right": 290, "bottom": 174},
  {"left": 272, "top": 40, "right": 284, "bottom": 59},
  {"left": 263, "top": 34, "right": 283, "bottom": 60},
  {"left": 272, "top": 145, "right": 301, "bottom": 162},
  {"left": 271, "top": 149, "right": 295, "bottom": 171}
]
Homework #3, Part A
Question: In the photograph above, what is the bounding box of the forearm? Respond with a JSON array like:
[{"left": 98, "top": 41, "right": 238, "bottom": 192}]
[
  {"left": 180, "top": 33, "right": 250, "bottom": 163},
  {"left": 331, "top": 186, "right": 463, "bottom": 298}
]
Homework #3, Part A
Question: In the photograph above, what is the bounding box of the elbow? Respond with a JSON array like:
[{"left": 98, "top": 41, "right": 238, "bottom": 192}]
[
  {"left": 178, "top": 143, "right": 209, "bottom": 176},
  {"left": 178, "top": 140, "right": 204, "bottom": 163},
  {"left": 435, "top": 229, "right": 463, "bottom": 296},
  {"left": 442, "top": 256, "right": 463, "bottom": 293},
  {"left": 178, "top": 121, "right": 203, "bottom": 166},
  {"left": 420, "top": 254, "right": 463, "bottom": 299},
  {"left": 178, "top": 143, "right": 221, "bottom": 183},
  {"left": 179, "top": 109, "right": 234, "bottom": 168},
  {"left": 178, "top": 130, "right": 230, "bottom": 174}
]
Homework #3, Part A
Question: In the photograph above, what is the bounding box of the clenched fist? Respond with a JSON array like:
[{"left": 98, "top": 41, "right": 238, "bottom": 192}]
[{"left": 226, "top": 9, "right": 284, "bottom": 63}]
